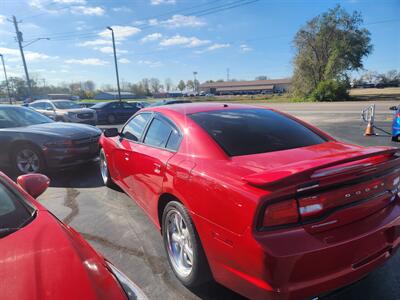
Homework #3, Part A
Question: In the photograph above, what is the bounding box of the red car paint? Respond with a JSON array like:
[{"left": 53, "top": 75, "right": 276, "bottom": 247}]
[
  {"left": 100, "top": 103, "right": 400, "bottom": 299},
  {"left": 0, "top": 172, "right": 128, "bottom": 300}
]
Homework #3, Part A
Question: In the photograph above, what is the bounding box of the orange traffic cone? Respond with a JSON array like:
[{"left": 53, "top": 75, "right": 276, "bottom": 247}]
[{"left": 364, "top": 121, "right": 376, "bottom": 136}]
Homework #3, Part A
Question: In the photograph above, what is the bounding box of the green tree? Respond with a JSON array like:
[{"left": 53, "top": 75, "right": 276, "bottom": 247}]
[
  {"left": 292, "top": 5, "right": 372, "bottom": 98},
  {"left": 177, "top": 80, "right": 186, "bottom": 92}
]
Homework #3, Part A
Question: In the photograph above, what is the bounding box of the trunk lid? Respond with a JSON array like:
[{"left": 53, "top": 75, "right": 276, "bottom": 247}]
[{"left": 242, "top": 142, "right": 400, "bottom": 233}]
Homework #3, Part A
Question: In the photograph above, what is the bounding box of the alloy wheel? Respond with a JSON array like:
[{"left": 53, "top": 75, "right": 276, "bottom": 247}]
[
  {"left": 100, "top": 150, "right": 108, "bottom": 184},
  {"left": 16, "top": 149, "right": 40, "bottom": 174},
  {"left": 165, "top": 209, "right": 194, "bottom": 278}
]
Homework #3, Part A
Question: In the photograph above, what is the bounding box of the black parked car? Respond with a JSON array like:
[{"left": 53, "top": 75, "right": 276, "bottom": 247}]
[
  {"left": 90, "top": 101, "right": 141, "bottom": 124},
  {"left": 0, "top": 105, "right": 101, "bottom": 174},
  {"left": 150, "top": 99, "right": 192, "bottom": 107}
]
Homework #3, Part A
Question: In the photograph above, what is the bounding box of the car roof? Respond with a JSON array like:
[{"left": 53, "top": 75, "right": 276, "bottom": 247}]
[
  {"left": 0, "top": 104, "right": 23, "bottom": 109},
  {"left": 92, "top": 100, "right": 126, "bottom": 107},
  {"left": 142, "top": 102, "right": 265, "bottom": 115},
  {"left": 33, "top": 99, "right": 75, "bottom": 102}
]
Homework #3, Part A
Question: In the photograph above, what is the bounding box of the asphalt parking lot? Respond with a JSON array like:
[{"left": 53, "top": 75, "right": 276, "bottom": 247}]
[{"left": 22, "top": 101, "right": 400, "bottom": 299}]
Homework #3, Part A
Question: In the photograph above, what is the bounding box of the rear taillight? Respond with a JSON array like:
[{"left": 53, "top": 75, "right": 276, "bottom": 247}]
[
  {"left": 262, "top": 200, "right": 299, "bottom": 227},
  {"left": 299, "top": 177, "right": 391, "bottom": 221}
]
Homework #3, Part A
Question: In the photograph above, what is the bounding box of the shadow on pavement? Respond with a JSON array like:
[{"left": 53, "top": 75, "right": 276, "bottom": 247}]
[
  {"left": 189, "top": 282, "right": 247, "bottom": 300},
  {"left": 48, "top": 162, "right": 107, "bottom": 189}
]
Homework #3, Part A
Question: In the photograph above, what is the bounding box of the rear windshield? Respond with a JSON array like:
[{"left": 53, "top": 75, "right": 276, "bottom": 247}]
[{"left": 189, "top": 108, "right": 327, "bottom": 156}]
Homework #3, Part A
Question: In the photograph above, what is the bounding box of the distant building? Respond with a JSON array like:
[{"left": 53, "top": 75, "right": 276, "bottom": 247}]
[
  {"left": 47, "top": 94, "right": 75, "bottom": 100},
  {"left": 95, "top": 91, "right": 136, "bottom": 100},
  {"left": 199, "top": 78, "right": 292, "bottom": 95},
  {"left": 153, "top": 91, "right": 184, "bottom": 98}
]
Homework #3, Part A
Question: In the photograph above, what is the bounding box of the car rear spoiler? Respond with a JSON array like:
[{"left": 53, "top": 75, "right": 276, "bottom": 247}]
[{"left": 242, "top": 147, "right": 400, "bottom": 188}]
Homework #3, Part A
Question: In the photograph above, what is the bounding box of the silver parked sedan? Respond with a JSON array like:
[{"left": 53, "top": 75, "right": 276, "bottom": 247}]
[{"left": 29, "top": 99, "right": 97, "bottom": 125}]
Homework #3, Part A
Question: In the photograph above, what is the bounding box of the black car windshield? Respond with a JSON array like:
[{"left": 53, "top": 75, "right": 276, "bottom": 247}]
[
  {"left": 0, "top": 179, "right": 36, "bottom": 238},
  {"left": 0, "top": 106, "right": 53, "bottom": 128},
  {"left": 53, "top": 101, "right": 81, "bottom": 109},
  {"left": 189, "top": 108, "right": 327, "bottom": 156}
]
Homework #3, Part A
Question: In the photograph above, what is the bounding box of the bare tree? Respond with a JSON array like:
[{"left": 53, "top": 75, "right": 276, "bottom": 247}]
[
  {"left": 150, "top": 78, "right": 162, "bottom": 94},
  {"left": 164, "top": 78, "right": 173, "bottom": 92},
  {"left": 177, "top": 80, "right": 186, "bottom": 92}
]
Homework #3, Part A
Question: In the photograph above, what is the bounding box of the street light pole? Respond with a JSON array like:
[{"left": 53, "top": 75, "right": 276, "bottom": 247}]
[
  {"left": 0, "top": 54, "right": 12, "bottom": 104},
  {"left": 107, "top": 26, "right": 122, "bottom": 102}
]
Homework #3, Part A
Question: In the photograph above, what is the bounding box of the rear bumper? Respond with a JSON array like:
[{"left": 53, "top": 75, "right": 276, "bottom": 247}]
[{"left": 197, "top": 201, "right": 400, "bottom": 300}]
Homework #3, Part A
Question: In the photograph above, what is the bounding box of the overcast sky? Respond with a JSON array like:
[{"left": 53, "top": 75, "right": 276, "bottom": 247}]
[{"left": 0, "top": 0, "right": 399, "bottom": 87}]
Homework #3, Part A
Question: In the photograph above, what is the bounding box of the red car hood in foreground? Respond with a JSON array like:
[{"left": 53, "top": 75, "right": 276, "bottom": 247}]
[{"left": 0, "top": 209, "right": 126, "bottom": 300}]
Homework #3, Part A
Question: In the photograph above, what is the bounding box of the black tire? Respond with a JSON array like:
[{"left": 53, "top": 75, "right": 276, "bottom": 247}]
[
  {"left": 99, "top": 148, "right": 116, "bottom": 188},
  {"left": 392, "top": 135, "right": 400, "bottom": 142},
  {"left": 107, "top": 114, "right": 116, "bottom": 124},
  {"left": 162, "top": 201, "right": 211, "bottom": 287},
  {"left": 12, "top": 144, "right": 46, "bottom": 175}
]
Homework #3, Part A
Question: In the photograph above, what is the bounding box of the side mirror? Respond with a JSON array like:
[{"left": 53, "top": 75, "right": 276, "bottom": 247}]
[
  {"left": 17, "top": 174, "right": 50, "bottom": 198},
  {"left": 390, "top": 106, "right": 398, "bottom": 111},
  {"left": 104, "top": 128, "right": 119, "bottom": 137}
]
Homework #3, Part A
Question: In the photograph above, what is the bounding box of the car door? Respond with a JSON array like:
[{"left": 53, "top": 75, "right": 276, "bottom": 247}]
[
  {"left": 111, "top": 113, "right": 152, "bottom": 191},
  {"left": 130, "top": 115, "right": 181, "bottom": 209}
]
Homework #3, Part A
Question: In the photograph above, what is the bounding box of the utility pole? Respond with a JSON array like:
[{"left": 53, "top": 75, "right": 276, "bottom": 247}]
[
  {"left": 107, "top": 26, "right": 122, "bottom": 102},
  {"left": 12, "top": 16, "right": 32, "bottom": 99},
  {"left": 227, "top": 68, "right": 230, "bottom": 81},
  {"left": 0, "top": 54, "right": 12, "bottom": 104}
]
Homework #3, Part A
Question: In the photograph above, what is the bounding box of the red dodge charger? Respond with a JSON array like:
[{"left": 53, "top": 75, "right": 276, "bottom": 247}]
[{"left": 99, "top": 103, "right": 400, "bottom": 299}]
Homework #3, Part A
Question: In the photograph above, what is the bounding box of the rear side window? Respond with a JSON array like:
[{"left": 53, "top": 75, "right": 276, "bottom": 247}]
[
  {"left": 189, "top": 108, "right": 326, "bottom": 156},
  {"left": 122, "top": 113, "right": 151, "bottom": 141},
  {"left": 166, "top": 129, "right": 180, "bottom": 150},
  {"left": 122, "top": 102, "right": 137, "bottom": 109},
  {"left": 144, "top": 117, "right": 181, "bottom": 151}
]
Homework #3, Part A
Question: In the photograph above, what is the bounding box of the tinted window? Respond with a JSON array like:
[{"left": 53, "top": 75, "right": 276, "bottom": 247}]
[
  {"left": 122, "top": 113, "right": 151, "bottom": 141},
  {"left": 166, "top": 128, "right": 181, "bottom": 151},
  {"left": 91, "top": 102, "right": 108, "bottom": 109},
  {"left": 144, "top": 118, "right": 173, "bottom": 148},
  {"left": 122, "top": 102, "right": 137, "bottom": 109},
  {"left": 0, "top": 180, "right": 35, "bottom": 238},
  {"left": 109, "top": 102, "right": 120, "bottom": 109},
  {"left": 189, "top": 109, "right": 326, "bottom": 156}
]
